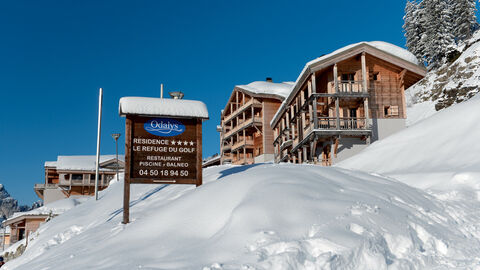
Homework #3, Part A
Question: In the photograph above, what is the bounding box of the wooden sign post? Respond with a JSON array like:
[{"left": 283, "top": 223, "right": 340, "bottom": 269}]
[{"left": 119, "top": 97, "right": 209, "bottom": 224}]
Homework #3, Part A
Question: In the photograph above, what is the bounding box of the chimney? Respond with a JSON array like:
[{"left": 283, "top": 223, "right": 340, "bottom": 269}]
[
  {"left": 266, "top": 77, "right": 273, "bottom": 82},
  {"left": 169, "top": 91, "right": 184, "bottom": 99}
]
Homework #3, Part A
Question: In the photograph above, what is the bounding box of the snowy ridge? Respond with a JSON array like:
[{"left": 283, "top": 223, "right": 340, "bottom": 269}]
[
  {"left": 339, "top": 94, "right": 480, "bottom": 192},
  {"left": 5, "top": 164, "right": 480, "bottom": 269}
]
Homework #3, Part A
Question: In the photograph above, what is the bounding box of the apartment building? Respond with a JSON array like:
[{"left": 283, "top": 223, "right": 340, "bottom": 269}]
[
  {"left": 219, "top": 80, "right": 293, "bottom": 164},
  {"left": 34, "top": 155, "right": 124, "bottom": 204},
  {"left": 270, "top": 42, "right": 426, "bottom": 165}
]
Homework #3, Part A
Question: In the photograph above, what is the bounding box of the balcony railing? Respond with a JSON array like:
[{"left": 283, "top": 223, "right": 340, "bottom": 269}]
[
  {"left": 34, "top": 183, "right": 58, "bottom": 189},
  {"left": 329, "top": 81, "right": 366, "bottom": 94},
  {"left": 59, "top": 180, "right": 109, "bottom": 187},
  {"left": 222, "top": 143, "right": 232, "bottom": 151},
  {"left": 223, "top": 116, "right": 262, "bottom": 139},
  {"left": 232, "top": 157, "right": 254, "bottom": 165},
  {"left": 316, "top": 117, "right": 367, "bottom": 130},
  {"left": 222, "top": 154, "right": 233, "bottom": 161},
  {"left": 232, "top": 139, "right": 254, "bottom": 151},
  {"left": 223, "top": 99, "right": 261, "bottom": 123}
]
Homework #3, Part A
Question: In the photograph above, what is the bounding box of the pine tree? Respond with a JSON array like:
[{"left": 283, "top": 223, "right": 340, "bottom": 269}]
[
  {"left": 424, "top": 0, "right": 455, "bottom": 69},
  {"left": 403, "top": 1, "right": 421, "bottom": 60},
  {"left": 403, "top": 0, "right": 479, "bottom": 69},
  {"left": 452, "top": 0, "right": 478, "bottom": 41}
]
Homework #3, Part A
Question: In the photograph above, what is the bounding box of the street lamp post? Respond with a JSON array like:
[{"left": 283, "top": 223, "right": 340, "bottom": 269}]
[{"left": 111, "top": 133, "right": 121, "bottom": 181}]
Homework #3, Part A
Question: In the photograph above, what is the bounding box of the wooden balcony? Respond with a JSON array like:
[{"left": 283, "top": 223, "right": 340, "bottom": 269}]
[
  {"left": 223, "top": 99, "right": 262, "bottom": 123},
  {"left": 222, "top": 143, "right": 232, "bottom": 151},
  {"left": 327, "top": 81, "right": 369, "bottom": 97},
  {"left": 59, "top": 180, "right": 109, "bottom": 187},
  {"left": 316, "top": 117, "right": 368, "bottom": 130},
  {"left": 232, "top": 139, "right": 254, "bottom": 151},
  {"left": 232, "top": 157, "right": 254, "bottom": 165},
  {"left": 34, "top": 183, "right": 58, "bottom": 190},
  {"left": 223, "top": 116, "right": 262, "bottom": 139}
]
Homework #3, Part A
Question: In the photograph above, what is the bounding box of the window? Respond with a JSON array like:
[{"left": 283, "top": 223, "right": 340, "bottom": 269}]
[
  {"left": 71, "top": 174, "right": 83, "bottom": 181},
  {"left": 88, "top": 174, "right": 96, "bottom": 183},
  {"left": 384, "top": 106, "right": 399, "bottom": 116},
  {"left": 341, "top": 73, "right": 355, "bottom": 81},
  {"left": 372, "top": 72, "right": 380, "bottom": 81}
]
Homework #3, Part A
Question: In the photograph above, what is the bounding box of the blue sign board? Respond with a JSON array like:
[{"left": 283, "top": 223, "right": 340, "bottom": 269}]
[{"left": 143, "top": 118, "right": 186, "bottom": 137}]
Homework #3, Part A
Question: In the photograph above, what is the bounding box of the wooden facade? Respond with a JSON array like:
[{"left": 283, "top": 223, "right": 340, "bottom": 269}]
[
  {"left": 219, "top": 81, "right": 290, "bottom": 165},
  {"left": 271, "top": 43, "right": 426, "bottom": 165},
  {"left": 3, "top": 215, "right": 49, "bottom": 244}
]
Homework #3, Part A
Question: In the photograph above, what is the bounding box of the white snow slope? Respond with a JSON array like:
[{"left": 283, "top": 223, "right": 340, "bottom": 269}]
[
  {"left": 5, "top": 162, "right": 480, "bottom": 269},
  {"left": 339, "top": 94, "right": 480, "bottom": 192}
]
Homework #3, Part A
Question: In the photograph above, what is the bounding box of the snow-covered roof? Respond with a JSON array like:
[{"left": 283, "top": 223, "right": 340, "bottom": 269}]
[
  {"left": 235, "top": 81, "right": 294, "bottom": 100},
  {"left": 56, "top": 155, "right": 124, "bottom": 171},
  {"left": 44, "top": 161, "right": 57, "bottom": 167},
  {"left": 306, "top": 41, "right": 420, "bottom": 67},
  {"left": 270, "top": 41, "right": 426, "bottom": 128},
  {"left": 119, "top": 97, "right": 209, "bottom": 119},
  {"left": 4, "top": 197, "right": 88, "bottom": 225}
]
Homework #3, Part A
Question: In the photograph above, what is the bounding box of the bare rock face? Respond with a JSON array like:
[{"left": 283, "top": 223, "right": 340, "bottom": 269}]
[
  {"left": 0, "top": 184, "right": 21, "bottom": 220},
  {"left": 407, "top": 32, "right": 480, "bottom": 112},
  {"left": 0, "top": 184, "right": 42, "bottom": 222}
]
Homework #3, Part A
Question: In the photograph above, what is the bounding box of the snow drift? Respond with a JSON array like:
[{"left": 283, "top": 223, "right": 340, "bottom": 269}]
[
  {"left": 339, "top": 94, "right": 480, "bottom": 192},
  {"left": 5, "top": 164, "right": 480, "bottom": 269}
]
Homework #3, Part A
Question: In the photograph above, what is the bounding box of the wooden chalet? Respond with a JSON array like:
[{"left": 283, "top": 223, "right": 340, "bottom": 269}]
[
  {"left": 34, "top": 155, "right": 124, "bottom": 204},
  {"left": 2, "top": 197, "right": 81, "bottom": 245},
  {"left": 219, "top": 79, "right": 293, "bottom": 165},
  {"left": 270, "top": 42, "right": 426, "bottom": 165},
  {"left": 0, "top": 226, "right": 11, "bottom": 249},
  {"left": 3, "top": 213, "right": 48, "bottom": 244}
]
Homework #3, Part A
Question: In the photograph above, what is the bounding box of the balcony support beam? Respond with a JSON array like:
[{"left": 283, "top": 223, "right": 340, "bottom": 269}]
[
  {"left": 333, "top": 63, "right": 338, "bottom": 93},
  {"left": 335, "top": 97, "right": 340, "bottom": 129},
  {"left": 361, "top": 52, "right": 371, "bottom": 144},
  {"left": 312, "top": 74, "right": 318, "bottom": 129}
]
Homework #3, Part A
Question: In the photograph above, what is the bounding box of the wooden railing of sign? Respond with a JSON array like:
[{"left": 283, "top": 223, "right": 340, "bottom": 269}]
[
  {"left": 196, "top": 119, "right": 202, "bottom": 187},
  {"left": 123, "top": 116, "right": 132, "bottom": 224}
]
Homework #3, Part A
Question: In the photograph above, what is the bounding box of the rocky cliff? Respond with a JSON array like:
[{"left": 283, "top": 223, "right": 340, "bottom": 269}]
[
  {"left": 406, "top": 31, "right": 480, "bottom": 125},
  {"left": 0, "top": 184, "right": 42, "bottom": 221}
]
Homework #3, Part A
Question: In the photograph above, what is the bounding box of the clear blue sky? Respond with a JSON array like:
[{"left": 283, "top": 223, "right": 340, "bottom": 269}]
[{"left": 1, "top": 0, "right": 409, "bottom": 205}]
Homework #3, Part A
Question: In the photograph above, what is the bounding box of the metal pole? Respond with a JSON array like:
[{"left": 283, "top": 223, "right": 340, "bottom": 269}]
[
  {"left": 116, "top": 137, "right": 119, "bottom": 181},
  {"left": 111, "top": 133, "right": 121, "bottom": 181},
  {"left": 95, "top": 88, "right": 103, "bottom": 200},
  {"left": 160, "top": 83, "right": 164, "bottom": 99}
]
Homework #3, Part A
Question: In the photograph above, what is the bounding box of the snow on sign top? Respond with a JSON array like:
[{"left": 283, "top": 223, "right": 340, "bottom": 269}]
[
  {"left": 119, "top": 97, "right": 209, "bottom": 119},
  {"left": 236, "top": 81, "right": 294, "bottom": 99}
]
